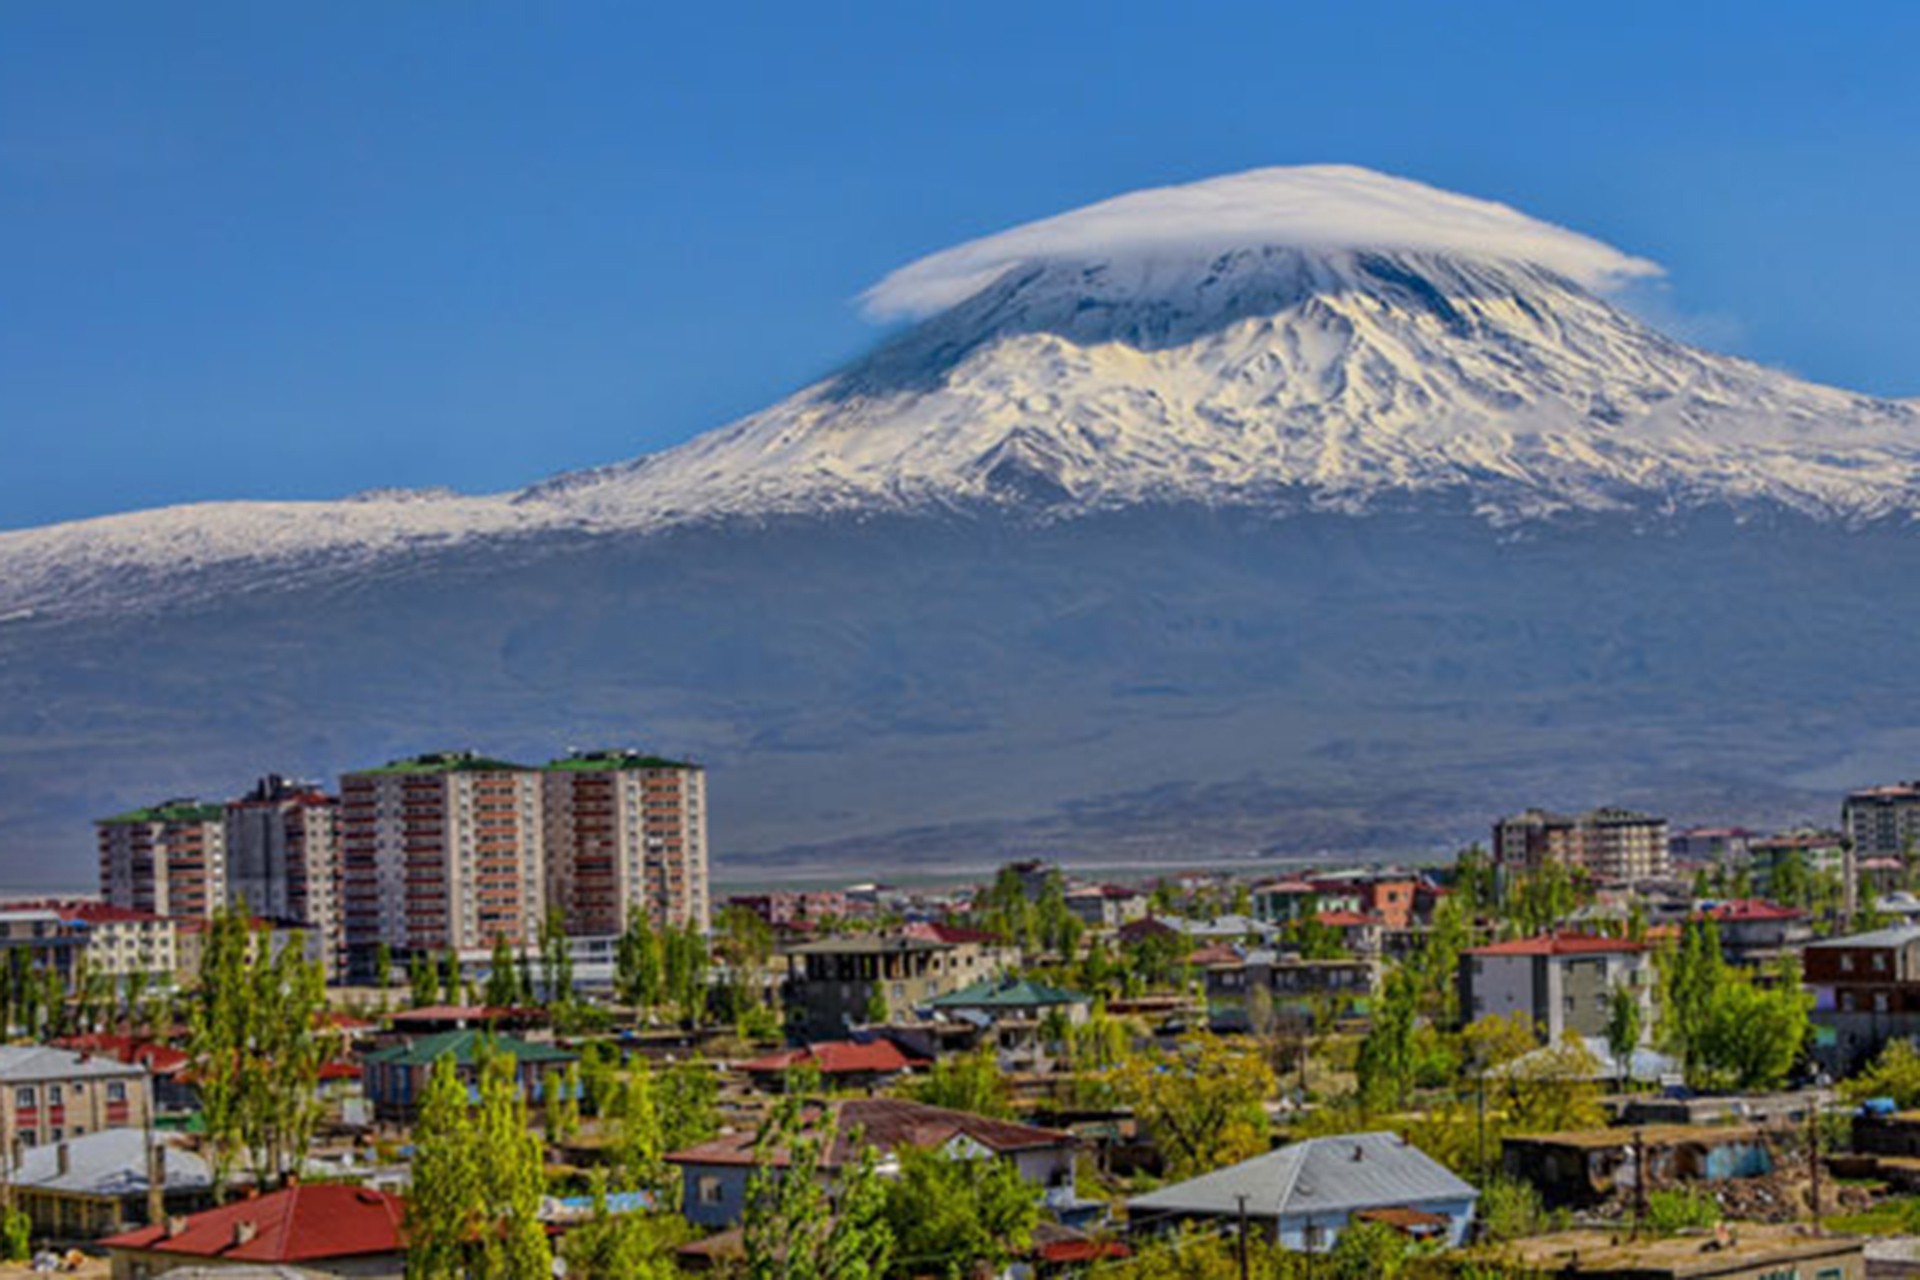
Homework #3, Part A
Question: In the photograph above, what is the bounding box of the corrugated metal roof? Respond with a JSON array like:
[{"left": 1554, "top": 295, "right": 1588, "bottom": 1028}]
[
  {"left": 1128, "top": 1131, "right": 1476, "bottom": 1220},
  {"left": 0, "top": 1045, "right": 146, "bottom": 1082},
  {"left": 11, "top": 1128, "right": 209, "bottom": 1196}
]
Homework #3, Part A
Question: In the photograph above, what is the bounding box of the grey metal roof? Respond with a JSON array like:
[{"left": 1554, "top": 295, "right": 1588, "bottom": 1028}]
[
  {"left": 1128, "top": 1131, "right": 1476, "bottom": 1221},
  {"left": 9, "top": 1128, "right": 210, "bottom": 1197},
  {"left": 0, "top": 1045, "right": 145, "bottom": 1082}
]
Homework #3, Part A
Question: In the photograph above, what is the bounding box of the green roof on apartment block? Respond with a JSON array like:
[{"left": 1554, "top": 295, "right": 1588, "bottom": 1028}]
[
  {"left": 353, "top": 751, "right": 532, "bottom": 776},
  {"left": 543, "top": 749, "right": 699, "bottom": 772},
  {"left": 361, "top": 1029, "right": 576, "bottom": 1069},
  {"left": 98, "top": 801, "right": 225, "bottom": 826}
]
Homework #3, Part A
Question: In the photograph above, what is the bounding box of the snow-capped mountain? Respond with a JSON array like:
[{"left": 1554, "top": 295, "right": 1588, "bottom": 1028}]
[
  {"left": 3, "top": 166, "right": 1919, "bottom": 874},
  {"left": 5, "top": 165, "right": 1918, "bottom": 621}
]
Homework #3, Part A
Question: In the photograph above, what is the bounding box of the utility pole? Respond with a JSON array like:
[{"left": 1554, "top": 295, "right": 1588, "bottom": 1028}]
[
  {"left": 1632, "top": 1128, "right": 1648, "bottom": 1240},
  {"left": 1237, "top": 1193, "right": 1250, "bottom": 1280},
  {"left": 1809, "top": 1098, "right": 1823, "bottom": 1232}
]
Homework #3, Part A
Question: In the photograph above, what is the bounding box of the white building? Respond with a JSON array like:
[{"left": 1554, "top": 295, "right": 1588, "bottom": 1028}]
[{"left": 1457, "top": 933, "right": 1654, "bottom": 1044}]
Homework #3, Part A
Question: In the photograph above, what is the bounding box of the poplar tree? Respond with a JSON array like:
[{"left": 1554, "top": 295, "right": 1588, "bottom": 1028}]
[
  {"left": 405, "top": 1058, "right": 479, "bottom": 1280},
  {"left": 740, "top": 1096, "right": 892, "bottom": 1280}
]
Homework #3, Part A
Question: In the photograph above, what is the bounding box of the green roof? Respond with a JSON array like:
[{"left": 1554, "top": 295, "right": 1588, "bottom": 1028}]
[
  {"left": 544, "top": 750, "right": 699, "bottom": 772},
  {"left": 98, "top": 801, "right": 225, "bottom": 826},
  {"left": 927, "top": 977, "right": 1091, "bottom": 1011},
  {"left": 361, "top": 1029, "right": 576, "bottom": 1068},
  {"left": 353, "top": 751, "right": 531, "bottom": 776}
]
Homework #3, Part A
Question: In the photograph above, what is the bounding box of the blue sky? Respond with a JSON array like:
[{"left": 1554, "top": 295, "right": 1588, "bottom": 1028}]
[{"left": 6, "top": 2, "right": 1920, "bottom": 529}]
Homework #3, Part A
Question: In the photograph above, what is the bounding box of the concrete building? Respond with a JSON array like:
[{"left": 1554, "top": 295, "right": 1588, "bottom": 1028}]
[
  {"left": 669, "top": 1098, "right": 1075, "bottom": 1230},
  {"left": 224, "top": 776, "right": 341, "bottom": 974},
  {"left": 1803, "top": 923, "right": 1920, "bottom": 1072},
  {"left": 782, "top": 929, "right": 1009, "bottom": 1039},
  {"left": 1494, "top": 807, "right": 1670, "bottom": 882},
  {"left": 1494, "top": 1225, "right": 1863, "bottom": 1280},
  {"left": 339, "top": 752, "right": 545, "bottom": 975},
  {"left": 1457, "top": 933, "right": 1655, "bottom": 1043},
  {"left": 98, "top": 801, "right": 227, "bottom": 919},
  {"left": 541, "top": 749, "right": 709, "bottom": 937},
  {"left": 1845, "top": 782, "right": 1920, "bottom": 861},
  {"left": 0, "top": 1045, "right": 151, "bottom": 1153}
]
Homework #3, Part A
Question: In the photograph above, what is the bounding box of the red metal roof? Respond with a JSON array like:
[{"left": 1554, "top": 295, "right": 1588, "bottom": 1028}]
[
  {"left": 101, "top": 1184, "right": 407, "bottom": 1262},
  {"left": 738, "top": 1040, "right": 926, "bottom": 1077},
  {"left": 53, "top": 1034, "right": 189, "bottom": 1076},
  {"left": 1464, "top": 932, "right": 1646, "bottom": 957},
  {"left": 1700, "top": 899, "right": 1806, "bottom": 922}
]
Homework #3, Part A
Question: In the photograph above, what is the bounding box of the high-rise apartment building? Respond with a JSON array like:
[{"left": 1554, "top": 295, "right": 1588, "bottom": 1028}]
[
  {"left": 543, "top": 750, "right": 709, "bottom": 936},
  {"left": 339, "top": 752, "right": 544, "bottom": 973},
  {"left": 97, "top": 801, "right": 228, "bottom": 918},
  {"left": 1493, "top": 806, "right": 1670, "bottom": 882},
  {"left": 225, "top": 775, "right": 342, "bottom": 974},
  {"left": 1843, "top": 782, "right": 1920, "bottom": 860}
]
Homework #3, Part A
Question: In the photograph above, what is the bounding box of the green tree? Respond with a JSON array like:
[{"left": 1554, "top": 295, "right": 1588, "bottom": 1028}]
[
  {"left": 373, "top": 942, "right": 393, "bottom": 991},
  {"left": 409, "top": 952, "right": 438, "bottom": 1008},
  {"left": 1842, "top": 1038, "right": 1920, "bottom": 1108},
  {"left": 661, "top": 925, "right": 709, "bottom": 1024},
  {"left": 1687, "top": 973, "right": 1810, "bottom": 1091},
  {"left": 1357, "top": 966, "right": 1418, "bottom": 1113},
  {"left": 609, "top": 1059, "right": 675, "bottom": 1199},
  {"left": 472, "top": 1049, "right": 553, "bottom": 1279},
  {"left": 908, "top": 1047, "right": 1011, "bottom": 1118},
  {"left": 559, "top": 1171, "right": 688, "bottom": 1279},
  {"left": 406, "top": 1057, "right": 480, "bottom": 1280},
  {"left": 539, "top": 908, "right": 574, "bottom": 1009},
  {"left": 740, "top": 1095, "right": 894, "bottom": 1280},
  {"left": 1605, "top": 980, "right": 1643, "bottom": 1093},
  {"left": 439, "top": 949, "right": 462, "bottom": 1005},
  {"left": 1327, "top": 1219, "right": 1415, "bottom": 1280},
  {"left": 884, "top": 1148, "right": 1040, "bottom": 1279},
  {"left": 484, "top": 936, "right": 522, "bottom": 1008},
  {"left": 545, "top": 1062, "right": 581, "bottom": 1144},
  {"left": 1112, "top": 1032, "right": 1274, "bottom": 1179},
  {"left": 659, "top": 1061, "right": 722, "bottom": 1152},
  {"left": 1657, "top": 917, "right": 1726, "bottom": 1070},
  {"left": 615, "top": 911, "right": 663, "bottom": 1014}
]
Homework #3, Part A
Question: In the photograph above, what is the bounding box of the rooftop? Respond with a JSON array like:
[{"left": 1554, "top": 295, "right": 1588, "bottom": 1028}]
[
  {"left": 1805, "top": 923, "right": 1920, "bottom": 951},
  {"left": 360, "top": 1029, "right": 575, "bottom": 1069},
  {"left": 98, "top": 800, "right": 224, "bottom": 826},
  {"left": 12, "top": 1129, "right": 209, "bottom": 1197},
  {"left": 101, "top": 1184, "right": 407, "bottom": 1263},
  {"left": 350, "top": 751, "right": 530, "bottom": 776},
  {"left": 667, "top": 1098, "right": 1071, "bottom": 1170},
  {"left": 1464, "top": 932, "right": 1647, "bottom": 958},
  {"left": 1493, "top": 1226, "right": 1861, "bottom": 1276},
  {"left": 545, "top": 748, "right": 699, "bottom": 771},
  {"left": 928, "top": 976, "right": 1091, "bottom": 1011},
  {"left": 1128, "top": 1131, "right": 1475, "bottom": 1220},
  {"left": 0, "top": 1044, "right": 148, "bottom": 1082},
  {"left": 738, "top": 1040, "right": 927, "bottom": 1076}
]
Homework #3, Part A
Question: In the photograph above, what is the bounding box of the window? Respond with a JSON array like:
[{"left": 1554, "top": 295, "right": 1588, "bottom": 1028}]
[
  {"left": 106, "top": 1082, "right": 126, "bottom": 1103},
  {"left": 46, "top": 1085, "right": 61, "bottom": 1106},
  {"left": 698, "top": 1176, "right": 724, "bottom": 1206},
  {"left": 14, "top": 1087, "right": 33, "bottom": 1108}
]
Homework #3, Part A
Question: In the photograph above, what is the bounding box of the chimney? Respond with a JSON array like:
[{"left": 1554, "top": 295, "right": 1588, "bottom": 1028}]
[
  {"left": 146, "top": 1140, "right": 166, "bottom": 1225},
  {"left": 165, "top": 1215, "right": 188, "bottom": 1238},
  {"left": 233, "top": 1220, "right": 258, "bottom": 1246},
  {"left": 55, "top": 1143, "right": 68, "bottom": 1177}
]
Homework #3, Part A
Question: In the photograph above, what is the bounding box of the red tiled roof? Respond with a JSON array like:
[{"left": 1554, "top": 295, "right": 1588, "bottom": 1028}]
[
  {"left": 1701, "top": 899, "right": 1806, "bottom": 922},
  {"left": 738, "top": 1040, "right": 926, "bottom": 1077},
  {"left": 1187, "top": 943, "right": 1242, "bottom": 967},
  {"left": 668, "top": 1098, "right": 1070, "bottom": 1170},
  {"left": 902, "top": 921, "right": 1004, "bottom": 946},
  {"left": 1039, "top": 1239, "right": 1132, "bottom": 1263},
  {"left": 317, "top": 1060, "right": 362, "bottom": 1082},
  {"left": 1315, "top": 910, "right": 1376, "bottom": 928},
  {"left": 101, "top": 1184, "right": 407, "bottom": 1262},
  {"left": 1464, "top": 932, "right": 1646, "bottom": 957},
  {"left": 53, "top": 1034, "right": 190, "bottom": 1076}
]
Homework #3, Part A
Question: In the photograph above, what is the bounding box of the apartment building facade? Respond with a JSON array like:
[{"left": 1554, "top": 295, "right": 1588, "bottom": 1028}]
[
  {"left": 1457, "top": 933, "right": 1655, "bottom": 1044},
  {"left": 224, "top": 776, "right": 341, "bottom": 972},
  {"left": 1844, "top": 782, "right": 1920, "bottom": 860},
  {"left": 339, "top": 753, "right": 545, "bottom": 974},
  {"left": 96, "top": 801, "right": 227, "bottom": 919},
  {"left": 541, "top": 750, "right": 709, "bottom": 937},
  {"left": 0, "top": 1046, "right": 150, "bottom": 1153},
  {"left": 783, "top": 930, "right": 1009, "bottom": 1039},
  {"left": 1493, "top": 807, "right": 1670, "bottom": 882},
  {"left": 1804, "top": 923, "right": 1920, "bottom": 1071}
]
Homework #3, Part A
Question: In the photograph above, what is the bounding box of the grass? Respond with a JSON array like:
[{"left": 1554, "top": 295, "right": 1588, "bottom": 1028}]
[{"left": 1825, "top": 1194, "right": 1920, "bottom": 1235}]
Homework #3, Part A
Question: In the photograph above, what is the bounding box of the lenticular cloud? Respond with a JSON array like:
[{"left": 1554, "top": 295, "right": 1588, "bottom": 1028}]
[{"left": 862, "top": 164, "right": 1663, "bottom": 320}]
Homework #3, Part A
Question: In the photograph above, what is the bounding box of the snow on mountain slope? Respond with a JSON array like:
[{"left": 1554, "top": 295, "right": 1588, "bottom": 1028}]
[{"left": 5, "top": 165, "right": 1919, "bottom": 619}]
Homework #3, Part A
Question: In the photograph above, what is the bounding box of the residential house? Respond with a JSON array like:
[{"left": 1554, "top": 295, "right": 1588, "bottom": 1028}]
[
  {"left": 1127, "top": 1132, "right": 1477, "bottom": 1251},
  {"left": 0, "top": 1046, "right": 150, "bottom": 1153},
  {"left": 1803, "top": 924, "right": 1920, "bottom": 1072},
  {"left": 1204, "top": 949, "right": 1377, "bottom": 1031},
  {"left": 1697, "top": 899, "right": 1812, "bottom": 967},
  {"left": 7, "top": 1128, "right": 211, "bottom": 1240},
  {"left": 359, "top": 1029, "right": 575, "bottom": 1122},
  {"left": 1502, "top": 1126, "right": 1773, "bottom": 1208},
  {"left": 1063, "top": 885, "right": 1148, "bottom": 930},
  {"left": 781, "top": 928, "right": 1007, "bottom": 1039},
  {"left": 101, "top": 1183, "right": 408, "bottom": 1278},
  {"left": 668, "top": 1098, "right": 1076, "bottom": 1230},
  {"left": 736, "top": 1040, "right": 927, "bottom": 1092},
  {"left": 1456, "top": 933, "right": 1655, "bottom": 1043}
]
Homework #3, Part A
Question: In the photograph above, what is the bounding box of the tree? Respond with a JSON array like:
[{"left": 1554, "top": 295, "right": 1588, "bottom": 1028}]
[
  {"left": 439, "top": 949, "right": 462, "bottom": 1005},
  {"left": 188, "top": 908, "right": 329, "bottom": 1197},
  {"left": 373, "top": 942, "right": 393, "bottom": 991},
  {"left": 609, "top": 1059, "right": 675, "bottom": 1200},
  {"left": 406, "top": 1057, "right": 480, "bottom": 1280},
  {"left": 1326, "top": 1219, "right": 1415, "bottom": 1280},
  {"left": 559, "top": 1171, "right": 688, "bottom": 1279},
  {"left": 1658, "top": 917, "right": 1726, "bottom": 1069},
  {"left": 484, "top": 935, "right": 522, "bottom": 1009},
  {"left": 409, "top": 952, "right": 438, "bottom": 1008},
  {"left": 908, "top": 1047, "right": 1011, "bottom": 1118},
  {"left": 1112, "top": 1032, "right": 1274, "bottom": 1179},
  {"left": 884, "top": 1148, "right": 1040, "bottom": 1279},
  {"left": 661, "top": 925, "right": 709, "bottom": 1025},
  {"left": 545, "top": 1062, "right": 581, "bottom": 1144},
  {"left": 1687, "top": 973, "right": 1810, "bottom": 1091},
  {"left": 1843, "top": 1038, "right": 1920, "bottom": 1107},
  {"left": 658, "top": 1060, "right": 721, "bottom": 1152},
  {"left": 615, "top": 911, "right": 663, "bottom": 1014},
  {"left": 539, "top": 908, "right": 574, "bottom": 1009},
  {"left": 740, "top": 1095, "right": 893, "bottom": 1280},
  {"left": 1605, "top": 980, "right": 1643, "bottom": 1093},
  {"left": 1357, "top": 967, "right": 1418, "bottom": 1113}
]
